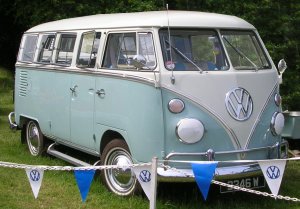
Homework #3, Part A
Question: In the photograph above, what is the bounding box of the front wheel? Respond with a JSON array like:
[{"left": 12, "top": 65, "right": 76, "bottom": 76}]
[
  {"left": 101, "top": 139, "right": 139, "bottom": 196},
  {"left": 25, "top": 120, "right": 44, "bottom": 156}
]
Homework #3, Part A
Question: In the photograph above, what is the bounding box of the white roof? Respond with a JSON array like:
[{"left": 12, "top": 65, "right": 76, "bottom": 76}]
[{"left": 27, "top": 10, "right": 255, "bottom": 33}]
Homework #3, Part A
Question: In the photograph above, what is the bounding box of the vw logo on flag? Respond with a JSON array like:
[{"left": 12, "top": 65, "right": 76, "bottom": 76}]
[
  {"left": 139, "top": 170, "right": 151, "bottom": 183},
  {"left": 266, "top": 166, "right": 280, "bottom": 179},
  {"left": 30, "top": 169, "right": 41, "bottom": 182}
]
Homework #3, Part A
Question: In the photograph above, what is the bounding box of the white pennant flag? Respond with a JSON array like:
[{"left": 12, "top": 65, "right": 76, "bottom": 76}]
[
  {"left": 132, "top": 165, "right": 152, "bottom": 200},
  {"left": 259, "top": 160, "right": 287, "bottom": 196},
  {"left": 25, "top": 168, "right": 44, "bottom": 199}
]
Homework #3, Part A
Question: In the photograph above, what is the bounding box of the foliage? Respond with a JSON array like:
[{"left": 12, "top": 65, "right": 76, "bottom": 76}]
[
  {"left": 168, "top": 0, "right": 300, "bottom": 110},
  {"left": 0, "top": 0, "right": 299, "bottom": 109}
]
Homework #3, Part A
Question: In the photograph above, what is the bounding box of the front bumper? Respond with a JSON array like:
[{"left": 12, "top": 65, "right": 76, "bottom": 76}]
[
  {"left": 158, "top": 162, "right": 262, "bottom": 182},
  {"left": 158, "top": 141, "right": 288, "bottom": 182}
]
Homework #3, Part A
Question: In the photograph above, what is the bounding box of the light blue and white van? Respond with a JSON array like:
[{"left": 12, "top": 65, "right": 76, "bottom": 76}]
[{"left": 9, "top": 11, "right": 288, "bottom": 196}]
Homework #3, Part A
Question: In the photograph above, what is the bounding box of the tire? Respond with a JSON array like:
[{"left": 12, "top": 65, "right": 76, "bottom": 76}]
[
  {"left": 101, "top": 139, "right": 139, "bottom": 196},
  {"left": 25, "top": 120, "right": 44, "bottom": 156}
]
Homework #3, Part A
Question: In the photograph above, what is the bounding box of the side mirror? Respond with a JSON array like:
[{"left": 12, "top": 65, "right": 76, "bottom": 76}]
[
  {"left": 132, "top": 55, "right": 147, "bottom": 69},
  {"left": 278, "top": 59, "right": 287, "bottom": 75}
]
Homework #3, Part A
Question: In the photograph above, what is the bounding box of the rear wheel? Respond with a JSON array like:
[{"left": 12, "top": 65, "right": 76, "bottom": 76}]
[
  {"left": 25, "top": 120, "right": 44, "bottom": 156},
  {"left": 101, "top": 139, "right": 139, "bottom": 196}
]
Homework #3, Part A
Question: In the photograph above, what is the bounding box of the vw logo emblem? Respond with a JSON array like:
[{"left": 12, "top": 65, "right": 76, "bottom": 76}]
[
  {"left": 30, "top": 169, "right": 41, "bottom": 182},
  {"left": 225, "top": 88, "right": 253, "bottom": 121},
  {"left": 266, "top": 166, "right": 280, "bottom": 179},
  {"left": 139, "top": 170, "right": 151, "bottom": 183}
]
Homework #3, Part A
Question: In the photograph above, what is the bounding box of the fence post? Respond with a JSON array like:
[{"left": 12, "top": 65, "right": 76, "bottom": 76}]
[{"left": 149, "top": 157, "right": 158, "bottom": 209}]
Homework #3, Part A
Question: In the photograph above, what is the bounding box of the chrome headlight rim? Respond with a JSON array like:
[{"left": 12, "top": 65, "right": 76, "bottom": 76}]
[
  {"left": 270, "top": 112, "right": 285, "bottom": 136},
  {"left": 168, "top": 98, "right": 185, "bottom": 114},
  {"left": 176, "top": 118, "right": 205, "bottom": 144},
  {"left": 274, "top": 93, "right": 282, "bottom": 107}
]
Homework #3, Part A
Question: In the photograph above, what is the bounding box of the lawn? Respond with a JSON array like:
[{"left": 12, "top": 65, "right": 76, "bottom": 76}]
[{"left": 1, "top": 67, "right": 300, "bottom": 209}]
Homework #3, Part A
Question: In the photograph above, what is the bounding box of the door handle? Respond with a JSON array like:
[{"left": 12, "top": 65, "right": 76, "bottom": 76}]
[
  {"left": 96, "top": 89, "right": 105, "bottom": 97},
  {"left": 70, "top": 85, "right": 78, "bottom": 93}
]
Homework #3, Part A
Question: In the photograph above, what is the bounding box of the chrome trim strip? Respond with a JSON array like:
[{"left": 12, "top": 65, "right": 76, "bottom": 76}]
[
  {"left": 161, "top": 86, "right": 241, "bottom": 149},
  {"left": 244, "top": 83, "right": 278, "bottom": 149},
  {"left": 165, "top": 141, "right": 288, "bottom": 161},
  {"left": 15, "top": 64, "right": 157, "bottom": 86},
  {"left": 44, "top": 134, "right": 100, "bottom": 157}
]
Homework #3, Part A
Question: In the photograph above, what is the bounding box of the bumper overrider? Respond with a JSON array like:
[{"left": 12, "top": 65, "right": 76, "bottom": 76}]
[
  {"left": 158, "top": 141, "right": 288, "bottom": 181},
  {"left": 8, "top": 112, "right": 18, "bottom": 130}
]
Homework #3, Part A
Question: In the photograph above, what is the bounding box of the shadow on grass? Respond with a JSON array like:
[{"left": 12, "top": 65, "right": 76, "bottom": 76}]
[{"left": 156, "top": 182, "right": 273, "bottom": 209}]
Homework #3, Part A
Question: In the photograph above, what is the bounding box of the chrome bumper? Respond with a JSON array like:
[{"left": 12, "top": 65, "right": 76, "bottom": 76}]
[
  {"left": 158, "top": 141, "right": 288, "bottom": 182},
  {"left": 8, "top": 112, "right": 18, "bottom": 130},
  {"left": 158, "top": 162, "right": 262, "bottom": 182},
  {"left": 165, "top": 141, "right": 288, "bottom": 161}
]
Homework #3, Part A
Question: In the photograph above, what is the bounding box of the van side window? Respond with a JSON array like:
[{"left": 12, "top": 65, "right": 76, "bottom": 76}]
[
  {"left": 138, "top": 32, "right": 156, "bottom": 68},
  {"left": 55, "top": 34, "right": 76, "bottom": 65},
  {"left": 18, "top": 34, "right": 38, "bottom": 63},
  {"left": 102, "top": 32, "right": 156, "bottom": 70},
  {"left": 77, "top": 32, "right": 101, "bottom": 68},
  {"left": 38, "top": 34, "right": 55, "bottom": 63}
]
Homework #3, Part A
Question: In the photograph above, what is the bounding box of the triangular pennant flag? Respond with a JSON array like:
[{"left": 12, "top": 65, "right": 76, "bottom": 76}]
[
  {"left": 132, "top": 165, "right": 152, "bottom": 200},
  {"left": 191, "top": 162, "right": 218, "bottom": 201},
  {"left": 259, "top": 159, "right": 287, "bottom": 196},
  {"left": 74, "top": 170, "right": 95, "bottom": 202},
  {"left": 25, "top": 168, "right": 44, "bottom": 199}
]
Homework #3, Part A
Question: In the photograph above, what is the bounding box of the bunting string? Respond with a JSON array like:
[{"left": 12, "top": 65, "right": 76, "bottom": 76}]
[
  {"left": 159, "top": 161, "right": 300, "bottom": 202},
  {"left": 0, "top": 161, "right": 151, "bottom": 171},
  {"left": 212, "top": 180, "right": 300, "bottom": 202},
  {"left": 1, "top": 158, "right": 300, "bottom": 203},
  {"left": 1, "top": 157, "right": 300, "bottom": 170}
]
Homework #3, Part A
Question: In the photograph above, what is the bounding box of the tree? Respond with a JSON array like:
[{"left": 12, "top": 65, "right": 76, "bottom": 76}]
[{"left": 0, "top": 0, "right": 299, "bottom": 109}]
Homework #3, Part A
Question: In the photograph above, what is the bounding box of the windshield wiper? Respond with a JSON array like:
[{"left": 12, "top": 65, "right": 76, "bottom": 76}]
[
  {"left": 222, "top": 36, "right": 259, "bottom": 71},
  {"left": 165, "top": 40, "right": 203, "bottom": 73}
]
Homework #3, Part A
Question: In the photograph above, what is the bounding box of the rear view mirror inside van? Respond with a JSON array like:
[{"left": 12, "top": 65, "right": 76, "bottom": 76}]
[{"left": 132, "top": 55, "right": 147, "bottom": 69}]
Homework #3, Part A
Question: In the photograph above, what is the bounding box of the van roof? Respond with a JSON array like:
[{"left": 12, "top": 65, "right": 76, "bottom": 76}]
[{"left": 26, "top": 10, "right": 255, "bottom": 33}]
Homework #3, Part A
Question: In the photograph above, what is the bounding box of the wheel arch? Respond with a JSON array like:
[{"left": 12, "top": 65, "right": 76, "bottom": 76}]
[
  {"left": 19, "top": 115, "right": 40, "bottom": 144},
  {"left": 19, "top": 115, "right": 39, "bottom": 128},
  {"left": 100, "top": 130, "right": 127, "bottom": 155}
]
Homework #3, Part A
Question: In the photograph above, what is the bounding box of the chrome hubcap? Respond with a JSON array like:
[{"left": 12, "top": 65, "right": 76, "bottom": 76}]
[
  {"left": 105, "top": 149, "right": 136, "bottom": 194},
  {"left": 27, "top": 122, "right": 40, "bottom": 155}
]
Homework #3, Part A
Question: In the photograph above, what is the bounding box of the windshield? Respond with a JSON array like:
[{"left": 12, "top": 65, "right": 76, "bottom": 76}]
[
  {"left": 221, "top": 31, "right": 270, "bottom": 70},
  {"left": 159, "top": 29, "right": 229, "bottom": 71}
]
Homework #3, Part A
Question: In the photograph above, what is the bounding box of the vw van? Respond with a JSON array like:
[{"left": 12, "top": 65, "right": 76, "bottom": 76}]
[{"left": 9, "top": 11, "right": 288, "bottom": 196}]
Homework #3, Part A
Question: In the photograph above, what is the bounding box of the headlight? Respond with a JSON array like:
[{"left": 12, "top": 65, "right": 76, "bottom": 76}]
[
  {"left": 274, "top": 94, "right": 282, "bottom": 107},
  {"left": 270, "top": 112, "right": 285, "bottom": 136},
  {"left": 168, "top": 99, "right": 185, "bottom": 114},
  {"left": 176, "top": 118, "right": 204, "bottom": 144}
]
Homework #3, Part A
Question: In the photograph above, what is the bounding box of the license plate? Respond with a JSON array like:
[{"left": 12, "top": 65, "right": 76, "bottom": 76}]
[{"left": 220, "top": 176, "right": 265, "bottom": 193}]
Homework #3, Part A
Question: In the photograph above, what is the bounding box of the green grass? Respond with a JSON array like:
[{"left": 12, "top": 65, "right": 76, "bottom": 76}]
[{"left": 1, "top": 67, "right": 300, "bottom": 208}]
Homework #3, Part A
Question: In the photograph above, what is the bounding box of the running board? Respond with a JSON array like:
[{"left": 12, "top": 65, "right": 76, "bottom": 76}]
[{"left": 47, "top": 143, "right": 92, "bottom": 167}]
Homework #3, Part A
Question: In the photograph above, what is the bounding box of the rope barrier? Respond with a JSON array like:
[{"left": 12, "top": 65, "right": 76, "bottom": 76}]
[
  {"left": 1, "top": 158, "right": 300, "bottom": 203},
  {"left": 212, "top": 180, "right": 300, "bottom": 202},
  {"left": 0, "top": 161, "right": 151, "bottom": 171}
]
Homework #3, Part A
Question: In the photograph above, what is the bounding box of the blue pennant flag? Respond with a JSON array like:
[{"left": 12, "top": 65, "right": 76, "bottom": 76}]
[
  {"left": 191, "top": 162, "right": 218, "bottom": 201},
  {"left": 74, "top": 170, "right": 96, "bottom": 202}
]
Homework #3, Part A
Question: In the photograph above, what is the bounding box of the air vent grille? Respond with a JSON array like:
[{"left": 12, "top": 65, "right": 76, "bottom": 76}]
[{"left": 19, "top": 71, "right": 28, "bottom": 97}]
